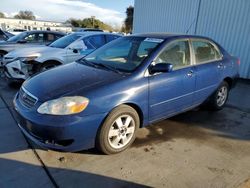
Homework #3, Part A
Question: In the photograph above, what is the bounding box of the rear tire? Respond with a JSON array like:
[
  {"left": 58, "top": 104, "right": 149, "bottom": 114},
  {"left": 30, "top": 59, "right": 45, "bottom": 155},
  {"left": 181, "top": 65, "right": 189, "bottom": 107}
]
[
  {"left": 206, "top": 81, "right": 229, "bottom": 111},
  {"left": 0, "top": 51, "right": 7, "bottom": 68},
  {"left": 96, "top": 105, "right": 139, "bottom": 155}
]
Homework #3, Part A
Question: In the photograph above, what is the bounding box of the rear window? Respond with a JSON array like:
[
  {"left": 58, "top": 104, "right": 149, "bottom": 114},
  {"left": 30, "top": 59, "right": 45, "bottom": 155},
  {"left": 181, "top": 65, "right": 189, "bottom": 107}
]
[
  {"left": 106, "top": 35, "right": 120, "bottom": 43},
  {"left": 49, "top": 33, "right": 83, "bottom": 48}
]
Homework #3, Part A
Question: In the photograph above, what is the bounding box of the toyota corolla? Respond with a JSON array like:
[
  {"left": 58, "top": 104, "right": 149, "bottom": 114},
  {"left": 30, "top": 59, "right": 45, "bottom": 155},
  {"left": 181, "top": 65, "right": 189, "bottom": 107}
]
[{"left": 14, "top": 33, "right": 239, "bottom": 154}]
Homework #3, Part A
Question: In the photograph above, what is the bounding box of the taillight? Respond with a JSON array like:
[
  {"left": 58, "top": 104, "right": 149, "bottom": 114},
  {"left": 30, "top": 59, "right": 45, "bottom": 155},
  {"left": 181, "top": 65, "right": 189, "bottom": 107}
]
[{"left": 237, "top": 59, "right": 240, "bottom": 65}]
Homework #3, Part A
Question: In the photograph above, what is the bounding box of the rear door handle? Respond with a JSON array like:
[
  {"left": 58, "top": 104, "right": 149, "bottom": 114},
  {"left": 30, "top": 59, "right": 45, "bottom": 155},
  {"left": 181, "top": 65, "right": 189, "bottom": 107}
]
[{"left": 187, "top": 70, "right": 193, "bottom": 77}]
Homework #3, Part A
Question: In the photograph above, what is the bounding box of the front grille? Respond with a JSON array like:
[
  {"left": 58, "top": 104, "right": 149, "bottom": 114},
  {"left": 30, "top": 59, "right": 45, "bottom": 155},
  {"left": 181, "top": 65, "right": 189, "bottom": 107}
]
[{"left": 19, "top": 87, "right": 38, "bottom": 108}]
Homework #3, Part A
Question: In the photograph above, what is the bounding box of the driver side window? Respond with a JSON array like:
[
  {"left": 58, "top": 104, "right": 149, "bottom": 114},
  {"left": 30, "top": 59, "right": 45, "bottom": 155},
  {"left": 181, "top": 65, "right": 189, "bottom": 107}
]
[{"left": 155, "top": 40, "right": 190, "bottom": 70}]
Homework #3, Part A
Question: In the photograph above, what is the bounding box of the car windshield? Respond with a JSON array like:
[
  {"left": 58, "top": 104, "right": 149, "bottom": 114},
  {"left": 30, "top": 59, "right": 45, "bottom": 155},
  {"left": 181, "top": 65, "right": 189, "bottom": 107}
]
[
  {"left": 7, "top": 32, "right": 27, "bottom": 42},
  {"left": 81, "top": 36, "right": 163, "bottom": 73},
  {"left": 49, "top": 33, "right": 83, "bottom": 49}
]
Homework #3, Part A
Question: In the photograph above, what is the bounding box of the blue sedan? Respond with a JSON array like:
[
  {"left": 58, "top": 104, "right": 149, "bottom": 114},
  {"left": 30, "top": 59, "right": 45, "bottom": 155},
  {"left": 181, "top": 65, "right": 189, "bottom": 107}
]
[{"left": 14, "top": 33, "right": 239, "bottom": 154}]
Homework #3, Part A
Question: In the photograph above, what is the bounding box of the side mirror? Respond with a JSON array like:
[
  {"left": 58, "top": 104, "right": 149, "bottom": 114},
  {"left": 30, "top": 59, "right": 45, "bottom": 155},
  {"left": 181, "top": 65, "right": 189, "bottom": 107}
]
[
  {"left": 73, "top": 49, "right": 79, "bottom": 53},
  {"left": 72, "top": 45, "right": 84, "bottom": 53},
  {"left": 149, "top": 63, "right": 173, "bottom": 74},
  {"left": 17, "top": 40, "right": 27, "bottom": 44}
]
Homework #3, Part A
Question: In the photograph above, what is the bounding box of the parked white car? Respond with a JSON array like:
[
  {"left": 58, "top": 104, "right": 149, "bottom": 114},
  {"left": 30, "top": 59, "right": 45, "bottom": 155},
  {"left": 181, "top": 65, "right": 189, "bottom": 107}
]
[{"left": 3, "top": 32, "right": 121, "bottom": 81}]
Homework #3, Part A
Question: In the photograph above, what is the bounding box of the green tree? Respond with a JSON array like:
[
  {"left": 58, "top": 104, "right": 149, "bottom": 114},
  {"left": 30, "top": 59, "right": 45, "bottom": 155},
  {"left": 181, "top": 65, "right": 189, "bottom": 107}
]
[
  {"left": 14, "top": 10, "right": 35, "bottom": 20},
  {"left": 120, "top": 25, "right": 126, "bottom": 33},
  {"left": 124, "top": 6, "right": 134, "bottom": 33},
  {"left": 66, "top": 18, "right": 81, "bottom": 27},
  {"left": 0, "top": 12, "right": 5, "bottom": 18},
  {"left": 67, "top": 17, "right": 113, "bottom": 31}
]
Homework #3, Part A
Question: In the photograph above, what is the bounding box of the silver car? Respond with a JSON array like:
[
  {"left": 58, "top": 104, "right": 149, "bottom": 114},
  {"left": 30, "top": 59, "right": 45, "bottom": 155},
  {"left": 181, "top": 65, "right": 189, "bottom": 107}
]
[
  {"left": 0, "top": 29, "right": 14, "bottom": 42},
  {"left": 3, "top": 32, "right": 121, "bottom": 81}
]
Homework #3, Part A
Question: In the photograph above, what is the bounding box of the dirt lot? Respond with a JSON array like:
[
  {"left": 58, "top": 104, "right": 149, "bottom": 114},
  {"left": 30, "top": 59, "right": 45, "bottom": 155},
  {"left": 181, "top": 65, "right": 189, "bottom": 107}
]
[{"left": 0, "top": 77, "right": 250, "bottom": 188}]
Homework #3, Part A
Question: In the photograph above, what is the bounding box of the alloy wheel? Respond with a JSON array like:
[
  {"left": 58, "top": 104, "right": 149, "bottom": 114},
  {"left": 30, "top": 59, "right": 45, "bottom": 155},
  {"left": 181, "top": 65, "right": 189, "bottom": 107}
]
[
  {"left": 108, "top": 115, "right": 135, "bottom": 149},
  {"left": 217, "top": 86, "right": 228, "bottom": 107}
]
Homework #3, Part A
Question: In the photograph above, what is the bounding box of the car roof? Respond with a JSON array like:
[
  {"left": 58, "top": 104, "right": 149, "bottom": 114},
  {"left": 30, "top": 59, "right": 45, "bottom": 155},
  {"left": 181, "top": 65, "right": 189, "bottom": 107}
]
[
  {"left": 73, "top": 32, "right": 121, "bottom": 37},
  {"left": 25, "top": 30, "right": 66, "bottom": 35},
  {"left": 132, "top": 32, "right": 212, "bottom": 41}
]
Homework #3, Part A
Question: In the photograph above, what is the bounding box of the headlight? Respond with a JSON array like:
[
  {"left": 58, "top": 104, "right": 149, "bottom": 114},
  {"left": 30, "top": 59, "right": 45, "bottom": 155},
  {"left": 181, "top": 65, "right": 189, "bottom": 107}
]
[
  {"left": 37, "top": 96, "right": 89, "bottom": 115},
  {"left": 19, "top": 56, "right": 38, "bottom": 63}
]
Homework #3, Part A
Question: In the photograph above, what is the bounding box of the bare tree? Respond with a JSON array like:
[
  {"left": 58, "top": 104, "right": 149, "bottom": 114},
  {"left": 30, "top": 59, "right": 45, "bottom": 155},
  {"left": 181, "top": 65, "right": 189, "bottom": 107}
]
[
  {"left": 0, "top": 12, "right": 5, "bottom": 18},
  {"left": 14, "top": 10, "right": 36, "bottom": 20}
]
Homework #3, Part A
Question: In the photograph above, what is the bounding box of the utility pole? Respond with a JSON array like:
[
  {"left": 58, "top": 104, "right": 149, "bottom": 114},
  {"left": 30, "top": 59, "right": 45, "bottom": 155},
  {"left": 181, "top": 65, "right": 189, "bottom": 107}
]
[{"left": 91, "top": 16, "right": 95, "bottom": 28}]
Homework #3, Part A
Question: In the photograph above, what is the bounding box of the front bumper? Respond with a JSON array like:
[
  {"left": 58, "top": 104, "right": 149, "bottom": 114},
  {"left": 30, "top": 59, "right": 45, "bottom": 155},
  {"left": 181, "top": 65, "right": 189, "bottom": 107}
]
[
  {"left": 4, "top": 60, "right": 30, "bottom": 80},
  {"left": 14, "top": 93, "right": 107, "bottom": 152},
  {"left": 0, "top": 57, "right": 4, "bottom": 76}
]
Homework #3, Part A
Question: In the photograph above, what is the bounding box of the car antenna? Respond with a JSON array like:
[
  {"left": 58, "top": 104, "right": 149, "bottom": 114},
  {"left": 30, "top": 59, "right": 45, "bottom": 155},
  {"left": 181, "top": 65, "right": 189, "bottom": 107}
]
[{"left": 185, "top": 17, "right": 196, "bottom": 34}]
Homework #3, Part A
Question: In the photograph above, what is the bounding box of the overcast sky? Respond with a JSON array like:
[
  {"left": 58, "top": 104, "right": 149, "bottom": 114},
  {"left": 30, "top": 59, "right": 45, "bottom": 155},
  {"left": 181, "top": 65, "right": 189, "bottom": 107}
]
[{"left": 0, "top": 0, "right": 134, "bottom": 27}]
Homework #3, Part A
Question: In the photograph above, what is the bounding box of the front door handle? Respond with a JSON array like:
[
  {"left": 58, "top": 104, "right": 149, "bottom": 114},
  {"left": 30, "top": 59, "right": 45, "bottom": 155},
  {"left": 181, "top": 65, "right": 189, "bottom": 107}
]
[{"left": 187, "top": 70, "right": 193, "bottom": 77}]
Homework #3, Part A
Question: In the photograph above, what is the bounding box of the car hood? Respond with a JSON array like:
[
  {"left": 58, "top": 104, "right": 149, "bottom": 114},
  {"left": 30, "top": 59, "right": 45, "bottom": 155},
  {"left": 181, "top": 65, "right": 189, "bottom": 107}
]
[
  {"left": 0, "top": 41, "right": 15, "bottom": 45},
  {"left": 22, "top": 62, "right": 124, "bottom": 102},
  {"left": 5, "top": 46, "right": 63, "bottom": 58},
  {"left": 0, "top": 41, "right": 18, "bottom": 49}
]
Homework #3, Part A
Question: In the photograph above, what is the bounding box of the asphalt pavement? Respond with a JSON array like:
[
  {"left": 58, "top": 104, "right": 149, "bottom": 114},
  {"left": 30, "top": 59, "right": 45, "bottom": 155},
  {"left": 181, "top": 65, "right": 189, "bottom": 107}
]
[{"left": 0, "top": 77, "right": 250, "bottom": 188}]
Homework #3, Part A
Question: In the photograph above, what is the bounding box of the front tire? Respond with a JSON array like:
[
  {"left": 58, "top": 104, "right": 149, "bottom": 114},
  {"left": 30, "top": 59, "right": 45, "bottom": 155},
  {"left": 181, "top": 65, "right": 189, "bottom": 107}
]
[
  {"left": 38, "top": 62, "right": 60, "bottom": 73},
  {"left": 96, "top": 105, "right": 139, "bottom": 155},
  {"left": 207, "top": 81, "right": 229, "bottom": 111}
]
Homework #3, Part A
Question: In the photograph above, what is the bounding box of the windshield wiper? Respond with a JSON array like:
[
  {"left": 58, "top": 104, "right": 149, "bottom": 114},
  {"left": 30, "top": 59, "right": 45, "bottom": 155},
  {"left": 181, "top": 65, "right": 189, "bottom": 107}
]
[
  {"left": 95, "top": 63, "right": 122, "bottom": 74},
  {"left": 79, "top": 59, "right": 99, "bottom": 68},
  {"left": 80, "top": 59, "right": 122, "bottom": 74}
]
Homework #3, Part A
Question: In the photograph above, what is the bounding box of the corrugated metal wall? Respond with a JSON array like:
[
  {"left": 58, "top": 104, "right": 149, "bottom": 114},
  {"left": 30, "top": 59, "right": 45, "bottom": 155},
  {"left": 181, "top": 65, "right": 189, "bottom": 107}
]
[
  {"left": 133, "top": 0, "right": 200, "bottom": 34},
  {"left": 133, "top": 0, "right": 250, "bottom": 78}
]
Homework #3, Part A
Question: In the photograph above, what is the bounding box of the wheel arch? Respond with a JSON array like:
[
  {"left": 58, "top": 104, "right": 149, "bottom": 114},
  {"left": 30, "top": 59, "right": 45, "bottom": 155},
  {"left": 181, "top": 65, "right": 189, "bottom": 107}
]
[
  {"left": 0, "top": 50, "right": 8, "bottom": 56},
  {"left": 122, "top": 102, "right": 144, "bottom": 128},
  {"left": 223, "top": 77, "right": 233, "bottom": 89},
  {"left": 42, "top": 59, "right": 63, "bottom": 65},
  {"left": 99, "top": 102, "right": 144, "bottom": 132}
]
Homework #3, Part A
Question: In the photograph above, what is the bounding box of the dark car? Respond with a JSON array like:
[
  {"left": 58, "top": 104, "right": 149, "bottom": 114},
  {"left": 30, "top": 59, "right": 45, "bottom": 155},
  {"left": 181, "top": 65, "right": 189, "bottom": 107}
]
[
  {"left": 73, "top": 28, "right": 104, "bottom": 32},
  {"left": 0, "top": 29, "right": 14, "bottom": 42},
  {"left": 0, "top": 30, "right": 65, "bottom": 63},
  {"left": 14, "top": 33, "right": 239, "bottom": 154}
]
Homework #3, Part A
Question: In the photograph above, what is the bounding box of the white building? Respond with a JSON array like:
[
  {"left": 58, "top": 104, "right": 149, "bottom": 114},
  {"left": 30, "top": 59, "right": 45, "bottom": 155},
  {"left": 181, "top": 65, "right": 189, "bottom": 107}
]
[{"left": 0, "top": 18, "right": 72, "bottom": 33}]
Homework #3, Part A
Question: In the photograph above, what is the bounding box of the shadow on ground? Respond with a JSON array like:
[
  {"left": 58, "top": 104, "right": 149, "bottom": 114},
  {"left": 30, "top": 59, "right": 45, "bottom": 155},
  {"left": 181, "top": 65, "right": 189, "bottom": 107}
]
[
  {"left": 133, "top": 106, "right": 250, "bottom": 148},
  {"left": 0, "top": 158, "right": 148, "bottom": 188}
]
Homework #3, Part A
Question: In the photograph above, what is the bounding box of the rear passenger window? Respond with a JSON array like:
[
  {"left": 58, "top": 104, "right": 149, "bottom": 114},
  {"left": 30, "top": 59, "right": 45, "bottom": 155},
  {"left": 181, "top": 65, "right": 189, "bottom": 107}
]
[
  {"left": 155, "top": 40, "right": 191, "bottom": 70},
  {"left": 37, "top": 33, "right": 44, "bottom": 42},
  {"left": 47, "top": 34, "right": 55, "bottom": 42},
  {"left": 106, "top": 35, "right": 120, "bottom": 43},
  {"left": 192, "top": 40, "right": 221, "bottom": 64}
]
